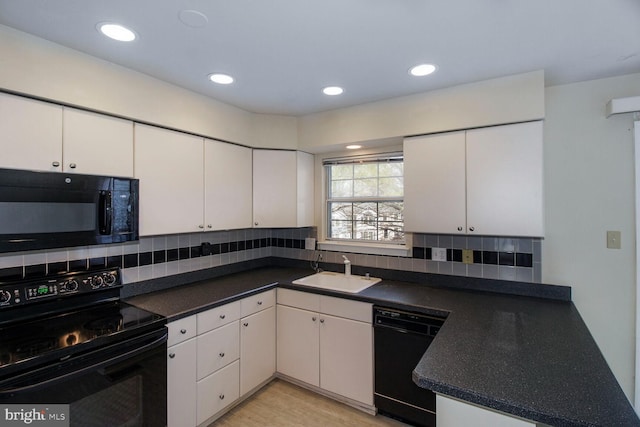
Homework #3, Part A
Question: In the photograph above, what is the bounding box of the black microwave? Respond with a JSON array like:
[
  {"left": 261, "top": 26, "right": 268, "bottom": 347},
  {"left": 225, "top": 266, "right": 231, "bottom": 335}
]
[{"left": 0, "top": 168, "right": 139, "bottom": 253}]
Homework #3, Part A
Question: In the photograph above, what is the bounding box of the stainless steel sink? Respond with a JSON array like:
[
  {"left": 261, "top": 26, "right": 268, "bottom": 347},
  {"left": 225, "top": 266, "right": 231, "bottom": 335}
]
[{"left": 292, "top": 271, "right": 381, "bottom": 293}]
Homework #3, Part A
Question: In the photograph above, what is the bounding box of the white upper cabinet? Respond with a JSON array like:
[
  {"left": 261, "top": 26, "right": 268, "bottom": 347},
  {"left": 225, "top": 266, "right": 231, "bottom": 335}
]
[
  {"left": 134, "top": 124, "right": 204, "bottom": 236},
  {"left": 204, "top": 140, "right": 253, "bottom": 230},
  {"left": 404, "top": 130, "right": 467, "bottom": 234},
  {"left": 253, "top": 150, "right": 314, "bottom": 228},
  {"left": 404, "top": 121, "right": 544, "bottom": 237},
  {"left": 63, "top": 108, "right": 134, "bottom": 177},
  {"left": 0, "top": 92, "right": 62, "bottom": 172}
]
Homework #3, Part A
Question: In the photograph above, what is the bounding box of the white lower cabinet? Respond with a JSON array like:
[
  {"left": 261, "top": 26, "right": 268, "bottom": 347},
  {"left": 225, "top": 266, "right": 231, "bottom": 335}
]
[
  {"left": 436, "top": 395, "right": 536, "bottom": 427},
  {"left": 240, "top": 306, "right": 276, "bottom": 395},
  {"left": 197, "top": 360, "right": 240, "bottom": 425},
  {"left": 167, "top": 330, "right": 197, "bottom": 427},
  {"left": 276, "top": 289, "right": 374, "bottom": 407},
  {"left": 167, "top": 290, "right": 275, "bottom": 427}
]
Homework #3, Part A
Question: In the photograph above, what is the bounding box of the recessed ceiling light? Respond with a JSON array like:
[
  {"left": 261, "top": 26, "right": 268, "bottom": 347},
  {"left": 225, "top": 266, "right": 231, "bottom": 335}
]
[
  {"left": 409, "top": 63, "right": 437, "bottom": 77},
  {"left": 97, "top": 23, "right": 136, "bottom": 42},
  {"left": 346, "top": 145, "right": 362, "bottom": 150},
  {"left": 209, "top": 73, "right": 234, "bottom": 85},
  {"left": 323, "top": 86, "right": 344, "bottom": 96}
]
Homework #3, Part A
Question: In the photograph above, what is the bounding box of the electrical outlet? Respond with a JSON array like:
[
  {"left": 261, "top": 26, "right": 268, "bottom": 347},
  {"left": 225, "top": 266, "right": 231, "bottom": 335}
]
[
  {"left": 432, "top": 247, "right": 447, "bottom": 262},
  {"left": 607, "top": 231, "right": 621, "bottom": 249},
  {"left": 462, "top": 249, "right": 474, "bottom": 264}
]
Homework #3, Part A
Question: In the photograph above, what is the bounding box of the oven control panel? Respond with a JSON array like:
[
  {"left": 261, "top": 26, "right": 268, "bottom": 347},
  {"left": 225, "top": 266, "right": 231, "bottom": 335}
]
[{"left": 0, "top": 268, "right": 120, "bottom": 309}]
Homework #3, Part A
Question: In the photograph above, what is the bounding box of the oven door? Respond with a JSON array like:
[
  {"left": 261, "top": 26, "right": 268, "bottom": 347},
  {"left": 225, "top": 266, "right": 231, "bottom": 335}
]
[{"left": 0, "top": 329, "right": 167, "bottom": 427}]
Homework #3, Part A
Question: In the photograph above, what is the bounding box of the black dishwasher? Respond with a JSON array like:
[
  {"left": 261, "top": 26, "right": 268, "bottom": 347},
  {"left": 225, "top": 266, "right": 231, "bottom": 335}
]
[{"left": 374, "top": 306, "right": 445, "bottom": 427}]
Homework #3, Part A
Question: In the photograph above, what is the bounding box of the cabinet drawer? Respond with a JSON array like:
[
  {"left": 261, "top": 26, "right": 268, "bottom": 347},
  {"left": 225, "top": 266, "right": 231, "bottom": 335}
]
[
  {"left": 197, "top": 321, "right": 240, "bottom": 380},
  {"left": 320, "top": 295, "right": 372, "bottom": 323},
  {"left": 197, "top": 300, "right": 241, "bottom": 334},
  {"left": 241, "top": 289, "right": 275, "bottom": 317},
  {"left": 167, "top": 315, "right": 197, "bottom": 347},
  {"left": 277, "top": 288, "right": 320, "bottom": 312},
  {"left": 197, "top": 360, "right": 240, "bottom": 425}
]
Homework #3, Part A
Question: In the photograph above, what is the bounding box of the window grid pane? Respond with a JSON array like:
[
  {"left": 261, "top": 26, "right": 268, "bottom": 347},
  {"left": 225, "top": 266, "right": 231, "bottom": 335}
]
[{"left": 327, "top": 160, "right": 404, "bottom": 243}]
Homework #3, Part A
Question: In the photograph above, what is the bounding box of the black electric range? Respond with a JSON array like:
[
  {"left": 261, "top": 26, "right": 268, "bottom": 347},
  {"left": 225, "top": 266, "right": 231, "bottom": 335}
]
[{"left": 0, "top": 268, "right": 167, "bottom": 426}]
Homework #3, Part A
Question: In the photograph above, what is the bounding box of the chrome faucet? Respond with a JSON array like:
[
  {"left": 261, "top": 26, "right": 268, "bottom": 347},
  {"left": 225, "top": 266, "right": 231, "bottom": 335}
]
[{"left": 342, "top": 255, "right": 351, "bottom": 276}]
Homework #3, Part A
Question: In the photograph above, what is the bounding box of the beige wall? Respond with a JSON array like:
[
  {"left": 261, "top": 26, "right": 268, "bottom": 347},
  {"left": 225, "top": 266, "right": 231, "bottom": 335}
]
[
  {"left": 543, "top": 73, "right": 640, "bottom": 400},
  {"left": 0, "top": 24, "right": 297, "bottom": 149},
  {"left": 297, "top": 70, "right": 545, "bottom": 152}
]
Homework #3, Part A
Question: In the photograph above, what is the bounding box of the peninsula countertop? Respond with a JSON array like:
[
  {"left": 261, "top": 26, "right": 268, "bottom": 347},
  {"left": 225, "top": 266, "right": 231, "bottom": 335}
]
[{"left": 125, "top": 266, "right": 639, "bottom": 427}]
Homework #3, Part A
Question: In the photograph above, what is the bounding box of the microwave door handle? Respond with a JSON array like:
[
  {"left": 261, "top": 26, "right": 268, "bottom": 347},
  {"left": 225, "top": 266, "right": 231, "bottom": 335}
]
[{"left": 99, "top": 191, "right": 112, "bottom": 235}]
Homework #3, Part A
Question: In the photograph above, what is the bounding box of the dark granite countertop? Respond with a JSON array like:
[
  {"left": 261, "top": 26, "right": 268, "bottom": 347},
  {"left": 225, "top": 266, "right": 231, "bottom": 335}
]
[{"left": 124, "top": 265, "right": 639, "bottom": 427}]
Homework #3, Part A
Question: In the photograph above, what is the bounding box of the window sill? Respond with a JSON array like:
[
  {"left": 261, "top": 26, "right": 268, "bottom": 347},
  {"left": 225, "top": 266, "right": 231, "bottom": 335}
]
[{"left": 317, "top": 241, "right": 410, "bottom": 257}]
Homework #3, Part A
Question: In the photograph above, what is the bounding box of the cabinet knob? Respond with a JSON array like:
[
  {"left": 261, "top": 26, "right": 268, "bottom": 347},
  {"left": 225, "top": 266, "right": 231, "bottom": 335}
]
[
  {"left": 207, "top": 224, "right": 212, "bottom": 229},
  {"left": 69, "top": 163, "right": 77, "bottom": 169},
  {"left": 180, "top": 329, "right": 187, "bottom": 334},
  {"left": 312, "top": 317, "right": 316, "bottom": 322},
  {"left": 254, "top": 222, "right": 259, "bottom": 226},
  {"left": 198, "top": 225, "right": 204, "bottom": 229},
  {"left": 219, "top": 394, "right": 225, "bottom": 400},
  {"left": 52, "top": 161, "right": 60, "bottom": 167},
  {"left": 169, "top": 353, "right": 175, "bottom": 359},
  {"left": 219, "top": 314, "right": 226, "bottom": 319},
  {"left": 457, "top": 226, "right": 463, "bottom": 232},
  {"left": 219, "top": 352, "right": 225, "bottom": 358},
  {"left": 320, "top": 319, "right": 325, "bottom": 324},
  {"left": 243, "top": 322, "right": 249, "bottom": 327},
  {"left": 469, "top": 227, "right": 475, "bottom": 232},
  {"left": 257, "top": 301, "right": 263, "bottom": 306}
]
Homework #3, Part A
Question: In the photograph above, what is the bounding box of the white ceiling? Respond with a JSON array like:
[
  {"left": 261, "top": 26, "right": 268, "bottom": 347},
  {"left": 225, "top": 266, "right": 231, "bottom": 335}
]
[{"left": 0, "top": 0, "right": 639, "bottom": 116}]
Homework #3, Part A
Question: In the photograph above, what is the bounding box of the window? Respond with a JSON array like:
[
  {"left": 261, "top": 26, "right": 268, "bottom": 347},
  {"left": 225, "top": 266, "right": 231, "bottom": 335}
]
[{"left": 325, "top": 153, "right": 404, "bottom": 243}]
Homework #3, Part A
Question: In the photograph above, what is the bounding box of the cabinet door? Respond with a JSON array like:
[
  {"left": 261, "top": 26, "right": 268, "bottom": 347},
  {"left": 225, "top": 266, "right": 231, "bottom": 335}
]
[
  {"left": 276, "top": 305, "right": 319, "bottom": 386},
  {"left": 134, "top": 124, "right": 204, "bottom": 236},
  {"left": 197, "top": 321, "right": 239, "bottom": 380},
  {"left": 253, "top": 150, "right": 297, "bottom": 227},
  {"left": 204, "top": 140, "right": 252, "bottom": 230},
  {"left": 437, "top": 395, "right": 535, "bottom": 427},
  {"left": 168, "top": 338, "right": 197, "bottom": 427},
  {"left": 196, "top": 360, "right": 240, "bottom": 425},
  {"left": 240, "top": 306, "right": 276, "bottom": 395},
  {"left": 0, "top": 92, "right": 62, "bottom": 172},
  {"left": 319, "top": 314, "right": 373, "bottom": 405},
  {"left": 404, "top": 131, "right": 467, "bottom": 234},
  {"left": 62, "top": 108, "right": 133, "bottom": 177},
  {"left": 466, "top": 121, "right": 543, "bottom": 236},
  {"left": 296, "top": 151, "right": 315, "bottom": 227}
]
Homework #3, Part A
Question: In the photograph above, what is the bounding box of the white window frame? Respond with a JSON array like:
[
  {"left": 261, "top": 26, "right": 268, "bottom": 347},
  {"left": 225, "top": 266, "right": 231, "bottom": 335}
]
[{"left": 318, "top": 152, "right": 410, "bottom": 257}]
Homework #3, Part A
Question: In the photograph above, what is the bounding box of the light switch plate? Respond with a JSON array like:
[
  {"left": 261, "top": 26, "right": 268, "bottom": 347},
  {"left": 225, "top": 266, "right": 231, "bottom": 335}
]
[
  {"left": 432, "top": 247, "right": 447, "bottom": 262},
  {"left": 607, "top": 231, "right": 621, "bottom": 249},
  {"left": 462, "top": 249, "right": 474, "bottom": 264}
]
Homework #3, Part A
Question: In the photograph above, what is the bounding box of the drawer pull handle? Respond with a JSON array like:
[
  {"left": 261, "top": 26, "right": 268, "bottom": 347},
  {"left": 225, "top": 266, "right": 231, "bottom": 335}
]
[
  {"left": 180, "top": 329, "right": 187, "bottom": 334},
  {"left": 220, "top": 314, "right": 226, "bottom": 319},
  {"left": 243, "top": 322, "right": 249, "bottom": 327},
  {"left": 257, "top": 301, "right": 263, "bottom": 305},
  {"left": 219, "top": 352, "right": 225, "bottom": 358},
  {"left": 219, "top": 394, "right": 225, "bottom": 400},
  {"left": 169, "top": 353, "right": 175, "bottom": 359}
]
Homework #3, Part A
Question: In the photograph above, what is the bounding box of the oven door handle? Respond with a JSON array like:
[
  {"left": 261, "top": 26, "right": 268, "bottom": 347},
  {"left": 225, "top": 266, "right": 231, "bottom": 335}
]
[{"left": 0, "top": 330, "right": 167, "bottom": 396}]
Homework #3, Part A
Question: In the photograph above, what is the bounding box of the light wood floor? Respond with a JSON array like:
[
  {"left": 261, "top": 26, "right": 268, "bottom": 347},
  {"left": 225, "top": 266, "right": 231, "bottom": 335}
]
[{"left": 209, "top": 379, "right": 408, "bottom": 427}]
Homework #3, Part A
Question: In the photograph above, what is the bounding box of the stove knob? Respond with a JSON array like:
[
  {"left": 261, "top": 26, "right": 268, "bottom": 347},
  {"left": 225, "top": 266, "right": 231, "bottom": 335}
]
[
  {"left": 103, "top": 273, "right": 117, "bottom": 286},
  {"left": 91, "top": 276, "right": 104, "bottom": 289},
  {"left": 0, "top": 290, "right": 11, "bottom": 304},
  {"left": 63, "top": 280, "right": 79, "bottom": 292}
]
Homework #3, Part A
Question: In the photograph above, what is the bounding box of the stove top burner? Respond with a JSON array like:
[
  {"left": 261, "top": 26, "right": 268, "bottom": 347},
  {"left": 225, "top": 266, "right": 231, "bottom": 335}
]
[{"left": 0, "top": 300, "right": 164, "bottom": 375}]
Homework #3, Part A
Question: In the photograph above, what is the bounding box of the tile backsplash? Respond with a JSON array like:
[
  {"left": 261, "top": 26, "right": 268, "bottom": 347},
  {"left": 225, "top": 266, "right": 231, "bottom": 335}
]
[{"left": 0, "top": 228, "right": 541, "bottom": 285}]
